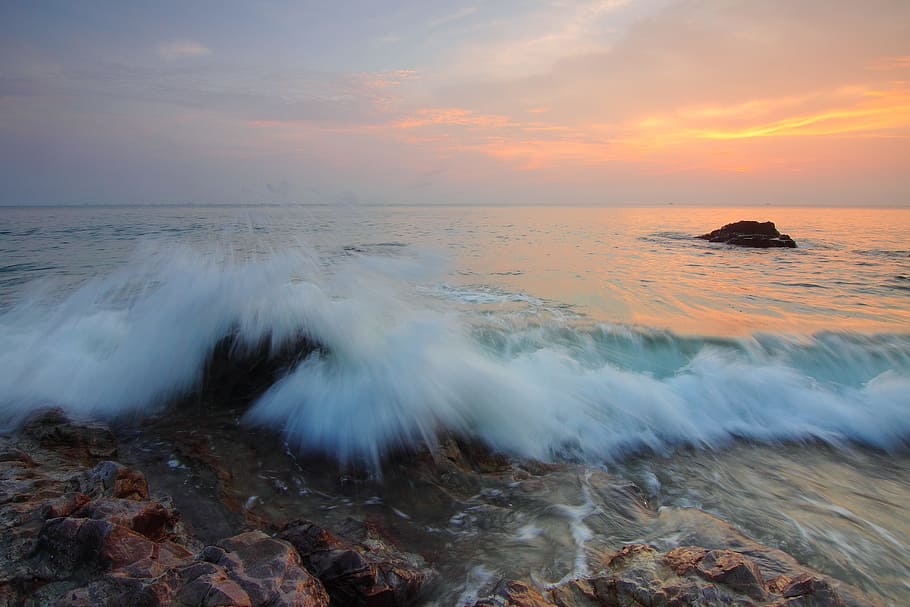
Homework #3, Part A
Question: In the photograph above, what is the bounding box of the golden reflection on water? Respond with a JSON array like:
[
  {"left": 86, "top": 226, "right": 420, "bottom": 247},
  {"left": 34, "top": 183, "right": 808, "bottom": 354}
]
[{"left": 435, "top": 206, "right": 910, "bottom": 336}]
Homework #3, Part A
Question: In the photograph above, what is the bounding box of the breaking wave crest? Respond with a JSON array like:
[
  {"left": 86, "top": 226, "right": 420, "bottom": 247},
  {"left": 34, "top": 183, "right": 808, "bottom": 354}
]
[{"left": 1, "top": 245, "right": 908, "bottom": 468}]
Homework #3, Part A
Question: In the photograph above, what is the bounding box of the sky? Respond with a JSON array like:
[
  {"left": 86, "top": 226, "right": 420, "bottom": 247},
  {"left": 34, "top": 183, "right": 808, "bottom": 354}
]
[{"left": 1, "top": 0, "right": 909, "bottom": 206}]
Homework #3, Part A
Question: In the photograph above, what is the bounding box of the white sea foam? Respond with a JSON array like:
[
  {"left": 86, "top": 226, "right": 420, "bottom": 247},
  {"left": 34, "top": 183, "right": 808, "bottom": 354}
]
[{"left": 1, "top": 245, "right": 908, "bottom": 469}]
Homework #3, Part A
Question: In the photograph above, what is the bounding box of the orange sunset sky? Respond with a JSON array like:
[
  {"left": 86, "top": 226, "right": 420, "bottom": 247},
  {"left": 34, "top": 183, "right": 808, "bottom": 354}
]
[{"left": 1, "top": 0, "right": 908, "bottom": 206}]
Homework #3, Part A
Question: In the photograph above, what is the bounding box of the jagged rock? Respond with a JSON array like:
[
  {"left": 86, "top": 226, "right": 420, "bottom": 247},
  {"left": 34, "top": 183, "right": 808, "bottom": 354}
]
[
  {"left": 202, "top": 530, "right": 329, "bottom": 607},
  {"left": 475, "top": 580, "right": 554, "bottom": 607},
  {"left": 75, "top": 497, "right": 178, "bottom": 541},
  {"left": 475, "top": 543, "right": 849, "bottom": 607},
  {"left": 56, "top": 572, "right": 180, "bottom": 607},
  {"left": 278, "top": 518, "right": 436, "bottom": 607},
  {"left": 776, "top": 573, "right": 846, "bottom": 606},
  {"left": 697, "top": 220, "right": 797, "bottom": 248},
  {"left": 35, "top": 516, "right": 159, "bottom": 576},
  {"left": 79, "top": 461, "right": 149, "bottom": 500},
  {"left": 177, "top": 561, "right": 253, "bottom": 607}
]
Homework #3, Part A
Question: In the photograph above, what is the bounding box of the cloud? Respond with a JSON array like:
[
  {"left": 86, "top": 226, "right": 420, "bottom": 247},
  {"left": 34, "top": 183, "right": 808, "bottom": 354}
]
[
  {"left": 428, "top": 7, "right": 478, "bottom": 30},
  {"left": 157, "top": 41, "right": 211, "bottom": 61}
]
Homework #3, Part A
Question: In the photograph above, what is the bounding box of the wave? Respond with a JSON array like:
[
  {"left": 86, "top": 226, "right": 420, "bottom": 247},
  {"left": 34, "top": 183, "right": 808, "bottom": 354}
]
[{"left": 1, "top": 245, "right": 908, "bottom": 469}]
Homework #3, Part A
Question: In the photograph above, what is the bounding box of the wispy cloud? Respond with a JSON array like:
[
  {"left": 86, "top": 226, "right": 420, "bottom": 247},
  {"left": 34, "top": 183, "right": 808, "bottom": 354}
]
[
  {"left": 428, "top": 7, "right": 477, "bottom": 30},
  {"left": 157, "top": 41, "right": 211, "bottom": 61}
]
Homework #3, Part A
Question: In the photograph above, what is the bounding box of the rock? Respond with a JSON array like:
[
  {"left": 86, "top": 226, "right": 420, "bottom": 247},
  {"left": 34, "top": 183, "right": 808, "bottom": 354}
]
[
  {"left": 664, "top": 545, "right": 708, "bottom": 575},
  {"left": 475, "top": 580, "right": 555, "bottom": 607},
  {"left": 177, "top": 562, "right": 253, "bottom": 607},
  {"left": 549, "top": 578, "right": 598, "bottom": 607},
  {"left": 75, "top": 497, "right": 178, "bottom": 541},
  {"left": 58, "top": 571, "right": 180, "bottom": 607},
  {"left": 778, "top": 573, "right": 846, "bottom": 606},
  {"left": 0, "top": 448, "right": 36, "bottom": 467},
  {"left": 21, "top": 409, "right": 117, "bottom": 460},
  {"left": 202, "top": 530, "right": 329, "bottom": 607},
  {"left": 696, "top": 549, "right": 766, "bottom": 600},
  {"left": 42, "top": 492, "right": 93, "bottom": 519},
  {"left": 697, "top": 220, "right": 797, "bottom": 248},
  {"left": 475, "top": 542, "right": 851, "bottom": 607},
  {"left": 80, "top": 461, "right": 150, "bottom": 501},
  {"left": 278, "top": 519, "right": 436, "bottom": 607},
  {"left": 194, "top": 332, "right": 324, "bottom": 409}
]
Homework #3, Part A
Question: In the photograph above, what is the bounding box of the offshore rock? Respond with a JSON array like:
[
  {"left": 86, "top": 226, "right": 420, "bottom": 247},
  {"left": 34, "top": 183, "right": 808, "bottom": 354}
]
[
  {"left": 697, "top": 220, "right": 797, "bottom": 248},
  {"left": 278, "top": 518, "right": 437, "bottom": 607}
]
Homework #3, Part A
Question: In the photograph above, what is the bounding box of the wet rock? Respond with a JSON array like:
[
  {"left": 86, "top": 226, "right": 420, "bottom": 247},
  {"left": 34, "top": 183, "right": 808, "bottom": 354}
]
[
  {"left": 475, "top": 580, "right": 555, "bottom": 607},
  {"left": 32, "top": 492, "right": 92, "bottom": 521},
  {"left": 475, "top": 542, "right": 852, "bottom": 607},
  {"left": 697, "top": 549, "right": 766, "bottom": 599},
  {"left": 80, "top": 461, "right": 149, "bottom": 500},
  {"left": 697, "top": 220, "right": 797, "bottom": 248},
  {"left": 549, "top": 578, "right": 598, "bottom": 607},
  {"left": 177, "top": 562, "right": 253, "bottom": 607},
  {"left": 664, "top": 545, "right": 708, "bottom": 575},
  {"left": 195, "top": 332, "right": 324, "bottom": 409},
  {"left": 21, "top": 409, "right": 117, "bottom": 460},
  {"left": 75, "top": 497, "right": 177, "bottom": 541},
  {"left": 0, "top": 447, "right": 36, "bottom": 467},
  {"left": 279, "top": 518, "right": 436, "bottom": 607},
  {"left": 59, "top": 572, "right": 180, "bottom": 607},
  {"left": 35, "top": 516, "right": 157, "bottom": 577},
  {"left": 202, "top": 530, "right": 329, "bottom": 607},
  {"left": 777, "top": 574, "right": 846, "bottom": 606}
]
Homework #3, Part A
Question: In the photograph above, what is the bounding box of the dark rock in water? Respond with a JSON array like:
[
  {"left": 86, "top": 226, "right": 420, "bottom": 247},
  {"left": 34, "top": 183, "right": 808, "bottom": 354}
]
[
  {"left": 192, "top": 332, "right": 324, "bottom": 409},
  {"left": 697, "top": 220, "right": 797, "bottom": 248},
  {"left": 278, "top": 518, "right": 437, "bottom": 607}
]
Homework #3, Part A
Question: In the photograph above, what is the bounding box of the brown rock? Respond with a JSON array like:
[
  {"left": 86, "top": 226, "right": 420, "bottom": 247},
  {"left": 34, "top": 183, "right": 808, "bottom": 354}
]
[
  {"left": 21, "top": 409, "right": 117, "bottom": 460},
  {"left": 81, "top": 461, "right": 149, "bottom": 500},
  {"left": 780, "top": 574, "right": 846, "bottom": 606},
  {"left": 549, "top": 578, "right": 598, "bottom": 607},
  {"left": 279, "top": 519, "right": 436, "bottom": 607},
  {"left": 474, "top": 580, "right": 555, "bottom": 607},
  {"left": 606, "top": 542, "right": 658, "bottom": 567},
  {"left": 767, "top": 575, "right": 794, "bottom": 594},
  {"left": 696, "top": 549, "right": 766, "bottom": 600},
  {"left": 202, "top": 530, "right": 329, "bottom": 607},
  {"left": 76, "top": 497, "right": 177, "bottom": 541},
  {"left": 60, "top": 572, "right": 179, "bottom": 607},
  {"left": 42, "top": 492, "right": 92, "bottom": 519},
  {"left": 664, "top": 545, "right": 708, "bottom": 575},
  {"left": 177, "top": 565, "right": 253, "bottom": 607}
]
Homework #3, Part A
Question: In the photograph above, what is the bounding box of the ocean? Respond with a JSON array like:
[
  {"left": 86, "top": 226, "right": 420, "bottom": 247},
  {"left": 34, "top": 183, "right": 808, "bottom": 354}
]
[{"left": 1, "top": 204, "right": 908, "bottom": 604}]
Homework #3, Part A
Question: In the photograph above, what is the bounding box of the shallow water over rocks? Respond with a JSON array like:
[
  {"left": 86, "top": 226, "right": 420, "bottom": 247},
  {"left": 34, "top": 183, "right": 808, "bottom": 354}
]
[{"left": 114, "top": 406, "right": 909, "bottom": 606}]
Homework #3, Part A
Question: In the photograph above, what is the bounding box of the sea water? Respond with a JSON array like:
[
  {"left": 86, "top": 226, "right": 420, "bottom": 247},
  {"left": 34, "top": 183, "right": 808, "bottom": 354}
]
[{"left": 1, "top": 204, "right": 908, "bottom": 603}]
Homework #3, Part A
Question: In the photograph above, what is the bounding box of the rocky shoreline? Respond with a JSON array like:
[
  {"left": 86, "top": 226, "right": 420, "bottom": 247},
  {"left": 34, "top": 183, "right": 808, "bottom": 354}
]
[{"left": 1, "top": 409, "right": 875, "bottom": 606}]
